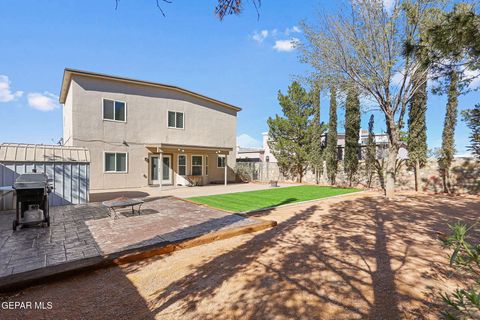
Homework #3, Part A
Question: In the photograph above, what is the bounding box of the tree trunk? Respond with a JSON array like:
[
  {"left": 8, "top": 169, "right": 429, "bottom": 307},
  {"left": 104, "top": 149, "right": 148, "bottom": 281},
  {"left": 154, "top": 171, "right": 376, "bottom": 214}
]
[
  {"left": 443, "top": 167, "right": 451, "bottom": 194},
  {"left": 414, "top": 160, "right": 420, "bottom": 192},
  {"left": 385, "top": 144, "right": 398, "bottom": 198}
]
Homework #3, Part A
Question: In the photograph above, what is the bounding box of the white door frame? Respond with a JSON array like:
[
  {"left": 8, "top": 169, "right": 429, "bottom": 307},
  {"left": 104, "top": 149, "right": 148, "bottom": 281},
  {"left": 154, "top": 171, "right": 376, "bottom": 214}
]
[
  {"left": 177, "top": 154, "right": 188, "bottom": 186},
  {"left": 149, "top": 155, "right": 160, "bottom": 185}
]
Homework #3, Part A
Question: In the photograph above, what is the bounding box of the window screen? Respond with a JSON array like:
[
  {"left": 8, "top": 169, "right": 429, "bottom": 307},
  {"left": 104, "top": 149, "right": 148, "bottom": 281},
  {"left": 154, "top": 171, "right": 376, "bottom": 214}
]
[
  {"left": 191, "top": 156, "right": 202, "bottom": 176},
  {"left": 217, "top": 155, "right": 226, "bottom": 168},
  {"left": 178, "top": 155, "right": 186, "bottom": 175},
  {"left": 116, "top": 153, "right": 127, "bottom": 172},
  {"left": 105, "top": 153, "right": 116, "bottom": 171},
  {"left": 176, "top": 112, "right": 184, "bottom": 128},
  {"left": 114, "top": 101, "right": 125, "bottom": 121},
  {"left": 168, "top": 111, "right": 176, "bottom": 127},
  {"left": 103, "top": 100, "right": 114, "bottom": 120}
]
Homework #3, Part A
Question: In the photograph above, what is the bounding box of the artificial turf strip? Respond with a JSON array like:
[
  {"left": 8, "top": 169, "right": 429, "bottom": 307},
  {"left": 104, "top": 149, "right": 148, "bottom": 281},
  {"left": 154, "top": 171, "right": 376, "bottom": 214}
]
[{"left": 187, "top": 185, "right": 360, "bottom": 212}]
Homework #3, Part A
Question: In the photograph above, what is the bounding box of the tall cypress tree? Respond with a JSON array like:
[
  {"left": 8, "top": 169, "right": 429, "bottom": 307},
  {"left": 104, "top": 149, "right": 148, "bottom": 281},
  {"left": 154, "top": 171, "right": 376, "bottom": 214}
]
[
  {"left": 462, "top": 104, "right": 480, "bottom": 158},
  {"left": 326, "top": 86, "right": 338, "bottom": 184},
  {"left": 308, "top": 83, "right": 324, "bottom": 184},
  {"left": 408, "top": 68, "right": 428, "bottom": 192},
  {"left": 439, "top": 71, "right": 459, "bottom": 194},
  {"left": 344, "top": 86, "right": 361, "bottom": 187},
  {"left": 365, "top": 114, "right": 376, "bottom": 188}
]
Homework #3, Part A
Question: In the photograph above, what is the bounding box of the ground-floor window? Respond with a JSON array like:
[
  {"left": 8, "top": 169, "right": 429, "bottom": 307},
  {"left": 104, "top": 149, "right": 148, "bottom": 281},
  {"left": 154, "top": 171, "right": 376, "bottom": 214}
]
[
  {"left": 217, "top": 155, "right": 226, "bottom": 168},
  {"left": 205, "top": 155, "right": 209, "bottom": 175},
  {"left": 105, "top": 152, "right": 127, "bottom": 173},
  {"left": 191, "top": 155, "right": 203, "bottom": 176},
  {"left": 178, "top": 155, "right": 187, "bottom": 175}
]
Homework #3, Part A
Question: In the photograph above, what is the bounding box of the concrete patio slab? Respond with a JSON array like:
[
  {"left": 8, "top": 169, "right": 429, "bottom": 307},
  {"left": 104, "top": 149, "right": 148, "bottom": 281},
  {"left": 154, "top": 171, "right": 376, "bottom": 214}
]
[
  {"left": 0, "top": 197, "right": 275, "bottom": 291},
  {"left": 89, "top": 182, "right": 302, "bottom": 202}
]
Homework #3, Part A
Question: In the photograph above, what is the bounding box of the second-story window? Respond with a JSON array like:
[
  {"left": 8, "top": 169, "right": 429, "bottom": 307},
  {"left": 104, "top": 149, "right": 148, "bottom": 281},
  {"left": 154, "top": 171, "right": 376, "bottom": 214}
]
[
  {"left": 168, "top": 111, "right": 184, "bottom": 129},
  {"left": 103, "top": 99, "right": 126, "bottom": 122}
]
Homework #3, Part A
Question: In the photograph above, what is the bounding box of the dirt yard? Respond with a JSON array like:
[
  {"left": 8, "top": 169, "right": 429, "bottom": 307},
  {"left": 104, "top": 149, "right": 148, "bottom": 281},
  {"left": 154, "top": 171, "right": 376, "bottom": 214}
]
[{"left": 1, "top": 191, "right": 479, "bottom": 320}]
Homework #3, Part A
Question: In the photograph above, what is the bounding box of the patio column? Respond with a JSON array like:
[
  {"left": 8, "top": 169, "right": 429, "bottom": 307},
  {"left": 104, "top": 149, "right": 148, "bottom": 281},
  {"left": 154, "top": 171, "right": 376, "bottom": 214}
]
[
  {"left": 224, "top": 154, "right": 228, "bottom": 186},
  {"left": 159, "top": 151, "right": 163, "bottom": 191}
]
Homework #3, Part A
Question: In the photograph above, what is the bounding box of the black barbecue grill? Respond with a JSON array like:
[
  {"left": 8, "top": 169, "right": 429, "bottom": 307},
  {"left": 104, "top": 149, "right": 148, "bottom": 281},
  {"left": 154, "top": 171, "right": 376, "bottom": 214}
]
[{"left": 12, "top": 173, "right": 52, "bottom": 231}]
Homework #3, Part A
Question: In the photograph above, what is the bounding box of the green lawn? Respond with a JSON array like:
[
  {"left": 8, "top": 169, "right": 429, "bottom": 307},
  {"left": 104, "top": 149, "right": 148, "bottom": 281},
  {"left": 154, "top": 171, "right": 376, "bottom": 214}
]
[{"left": 187, "top": 185, "right": 360, "bottom": 212}]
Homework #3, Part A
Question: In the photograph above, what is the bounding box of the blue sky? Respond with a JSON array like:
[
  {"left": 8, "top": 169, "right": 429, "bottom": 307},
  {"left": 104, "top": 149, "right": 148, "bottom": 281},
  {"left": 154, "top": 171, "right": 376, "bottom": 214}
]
[{"left": 0, "top": 0, "right": 477, "bottom": 154}]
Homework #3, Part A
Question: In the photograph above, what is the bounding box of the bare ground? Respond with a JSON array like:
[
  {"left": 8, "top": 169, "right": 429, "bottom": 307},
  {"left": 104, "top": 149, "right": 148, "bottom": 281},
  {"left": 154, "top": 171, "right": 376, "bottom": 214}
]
[{"left": 1, "top": 191, "right": 479, "bottom": 320}]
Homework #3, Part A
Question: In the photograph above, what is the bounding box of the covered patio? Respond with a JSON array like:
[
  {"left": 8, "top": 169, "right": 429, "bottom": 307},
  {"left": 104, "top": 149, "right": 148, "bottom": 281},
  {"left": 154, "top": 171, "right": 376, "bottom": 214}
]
[
  {"left": 89, "top": 182, "right": 302, "bottom": 203},
  {"left": 145, "top": 143, "right": 233, "bottom": 189}
]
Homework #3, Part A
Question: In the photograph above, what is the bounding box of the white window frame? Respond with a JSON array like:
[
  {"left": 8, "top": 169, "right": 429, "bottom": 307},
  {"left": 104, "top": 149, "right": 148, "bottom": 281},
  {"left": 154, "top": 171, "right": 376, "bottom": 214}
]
[
  {"left": 167, "top": 110, "right": 185, "bottom": 129},
  {"left": 191, "top": 155, "right": 203, "bottom": 176},
  {"left": 217, "top": 155, "right": 226, "bottom": 168},
  {"left": 104, "top": 152, "right": 128, "bottom": 173},
  {"left": 205, "top": 155, "right": 209, "bottom": 175},
  {"left": 177, "top": 154, "right": 187, "bottom": 176},
  {"left": 103, "top": 98, "right": 127, "bottom": 123}
]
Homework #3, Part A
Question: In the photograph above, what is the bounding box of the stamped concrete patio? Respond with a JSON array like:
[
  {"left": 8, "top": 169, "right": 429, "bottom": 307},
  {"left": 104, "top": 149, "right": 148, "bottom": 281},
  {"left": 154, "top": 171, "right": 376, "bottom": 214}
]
[{"left": 0, "top": 196, "right": 273, "bottom": 291}]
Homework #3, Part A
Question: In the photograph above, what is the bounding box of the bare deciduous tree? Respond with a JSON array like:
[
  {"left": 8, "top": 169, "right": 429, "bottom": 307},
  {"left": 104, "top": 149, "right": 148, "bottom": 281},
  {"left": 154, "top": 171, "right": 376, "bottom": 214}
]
[{"left": 300, "top": 0, "right": 436, "bottom": 198}]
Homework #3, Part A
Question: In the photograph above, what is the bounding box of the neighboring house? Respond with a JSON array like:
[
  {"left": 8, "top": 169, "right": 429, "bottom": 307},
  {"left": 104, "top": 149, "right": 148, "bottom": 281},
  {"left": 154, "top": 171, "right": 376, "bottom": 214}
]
[
  {"left": 60, "top": 68, "right": 241, "bottom": 191},
  {"left": 262, "top": 132, "right": 277, "bottom": 163},
  {"left": 236, "top": 147, "right": 264, "bottom": 162},
  {"left": 238, "top": 130, "right": 403, "bottom": 162},
  {"left": 335, "top": 130, "right": 391, "bottom": 160},
  {"left": 236, "top": 132, "right": 277, "bottom": 163}
]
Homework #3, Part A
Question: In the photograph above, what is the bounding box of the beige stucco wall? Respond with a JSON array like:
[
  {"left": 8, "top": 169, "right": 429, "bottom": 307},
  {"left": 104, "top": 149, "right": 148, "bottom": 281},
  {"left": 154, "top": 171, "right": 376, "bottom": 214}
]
[
  {"left": 63, "top": 75, "right": 238, "bottom": 190},
  {"left": 62, "top": 82, "right": 74, "bottom": 146}
]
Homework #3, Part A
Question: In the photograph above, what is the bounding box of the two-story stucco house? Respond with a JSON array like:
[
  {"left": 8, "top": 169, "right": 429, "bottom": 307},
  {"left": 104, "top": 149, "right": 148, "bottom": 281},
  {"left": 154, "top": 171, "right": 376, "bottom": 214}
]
[{"left": 60, "top": 68, "right": 240, "bottom": 191}]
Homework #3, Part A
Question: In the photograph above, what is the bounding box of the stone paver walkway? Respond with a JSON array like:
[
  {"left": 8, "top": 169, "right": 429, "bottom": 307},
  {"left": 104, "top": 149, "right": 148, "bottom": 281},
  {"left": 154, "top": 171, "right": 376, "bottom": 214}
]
[{"left": 0, "top": 197, "right": 264, "bottom": 289}]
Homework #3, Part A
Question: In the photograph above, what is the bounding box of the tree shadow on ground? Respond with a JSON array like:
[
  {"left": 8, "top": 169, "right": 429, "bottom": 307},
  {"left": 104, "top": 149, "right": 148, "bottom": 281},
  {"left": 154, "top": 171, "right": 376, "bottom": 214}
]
[{"left": 142, "top": 193, "right": 479, "bottom": 319}]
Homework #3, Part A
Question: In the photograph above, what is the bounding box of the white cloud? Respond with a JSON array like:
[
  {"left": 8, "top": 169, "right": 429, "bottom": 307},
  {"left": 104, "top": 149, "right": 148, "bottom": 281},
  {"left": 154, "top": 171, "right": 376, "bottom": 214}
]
[
  {"left": 27, "top": 92, "right": 60, "bottom": 112},
  {"left": 251, "top": 26, "right": 301, "bottom": 46},
  {"left": 252, "top": 30, "right": 269, "bottom": 43},
  {"left": 0, "top": 75, "right": 23, "bottom": 102},
  {"left": 273, "top": 38, "right": 299, "bottom": 52},
  {"left": 237, "top": 133, "right": 262, "bottom": 148},
  {"left": 285, "top": 26, "right": 301, "bottom": 35}
]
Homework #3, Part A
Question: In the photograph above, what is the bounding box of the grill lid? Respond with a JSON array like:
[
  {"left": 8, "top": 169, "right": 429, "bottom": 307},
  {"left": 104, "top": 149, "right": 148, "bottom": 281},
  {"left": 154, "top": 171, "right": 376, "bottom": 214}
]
[{"left": 13, "top": 173, "right": 48, "bottom": 190}]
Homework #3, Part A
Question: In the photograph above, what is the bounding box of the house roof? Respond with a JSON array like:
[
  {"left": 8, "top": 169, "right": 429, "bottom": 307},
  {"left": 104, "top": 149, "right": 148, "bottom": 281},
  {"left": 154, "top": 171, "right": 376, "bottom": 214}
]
[
  {"left": 59, "top": 68, "right": 242, "bottom": 112},
  {"left": 237, "top": 147, "right": 264, "bottom": 153},
  {"left": 0, "top": 143, "right": 90, "bottom": 163}
]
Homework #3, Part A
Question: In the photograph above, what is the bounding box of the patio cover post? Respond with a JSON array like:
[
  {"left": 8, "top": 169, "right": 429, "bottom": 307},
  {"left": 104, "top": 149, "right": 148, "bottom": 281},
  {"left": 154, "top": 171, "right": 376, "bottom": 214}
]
[
  {"left": 224, "top": 154, "right": 227, "bottom": 186},
  {"left": 159, "top": 151, "right": 163, "bottom": 191}
]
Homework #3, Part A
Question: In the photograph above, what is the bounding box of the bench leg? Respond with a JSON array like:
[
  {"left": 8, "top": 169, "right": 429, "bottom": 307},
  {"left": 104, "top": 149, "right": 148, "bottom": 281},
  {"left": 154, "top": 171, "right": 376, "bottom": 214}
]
[{"left": 108, "top": 207, "right": 119, "bottom": 220}]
